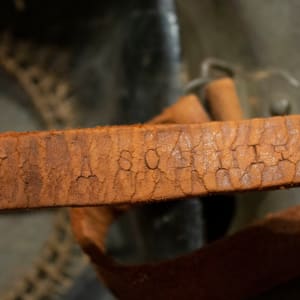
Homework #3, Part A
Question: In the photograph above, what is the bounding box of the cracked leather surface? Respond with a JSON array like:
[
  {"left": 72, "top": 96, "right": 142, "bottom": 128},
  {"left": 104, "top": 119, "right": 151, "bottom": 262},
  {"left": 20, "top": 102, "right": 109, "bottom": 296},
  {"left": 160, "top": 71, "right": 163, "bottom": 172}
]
[{"left": 0, "top": 115, "right": 300, "bottom": 210}]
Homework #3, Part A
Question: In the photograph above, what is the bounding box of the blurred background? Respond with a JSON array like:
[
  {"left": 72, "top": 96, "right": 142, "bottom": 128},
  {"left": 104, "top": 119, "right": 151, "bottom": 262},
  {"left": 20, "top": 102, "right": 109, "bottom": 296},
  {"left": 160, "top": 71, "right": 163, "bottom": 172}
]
[{"left": 1, "top": 0, "right": 300, "bottom": 299}]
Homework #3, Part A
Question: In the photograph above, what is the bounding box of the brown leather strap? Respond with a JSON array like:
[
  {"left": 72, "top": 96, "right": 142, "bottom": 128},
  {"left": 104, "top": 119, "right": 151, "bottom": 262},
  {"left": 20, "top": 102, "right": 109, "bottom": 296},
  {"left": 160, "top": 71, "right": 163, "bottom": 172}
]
[
  {"left": 71, "top": 204, "right": 300, "bottom": 300},
  {"left": 206, "top": 77, "right": 244, "bottom": 120},
  {"left": 0, "top": 114, "right": 299, "bottom": 210},
  {"left": 149, "top": 94, "right": 210, "bottom": 124}
]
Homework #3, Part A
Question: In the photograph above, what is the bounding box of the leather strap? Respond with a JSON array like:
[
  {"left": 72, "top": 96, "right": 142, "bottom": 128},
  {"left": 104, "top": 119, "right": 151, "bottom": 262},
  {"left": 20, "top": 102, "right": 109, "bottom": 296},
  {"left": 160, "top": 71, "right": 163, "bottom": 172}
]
[
  {"left": 206, "top": 77, "right": 244, "bottom": 121},
  {"left": 71, "top": 205, "right": 300, "bottom": 300},
  {"left": 0, "top": 114, "right": 299, "bottom": 210}
]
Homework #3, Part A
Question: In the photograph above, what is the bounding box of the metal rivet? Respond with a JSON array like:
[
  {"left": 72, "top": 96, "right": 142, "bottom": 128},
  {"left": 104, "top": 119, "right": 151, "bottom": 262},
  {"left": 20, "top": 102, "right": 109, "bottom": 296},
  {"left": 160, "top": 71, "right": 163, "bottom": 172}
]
[{"left": 270, "top": 98, "right": 291, "bottom": 116}]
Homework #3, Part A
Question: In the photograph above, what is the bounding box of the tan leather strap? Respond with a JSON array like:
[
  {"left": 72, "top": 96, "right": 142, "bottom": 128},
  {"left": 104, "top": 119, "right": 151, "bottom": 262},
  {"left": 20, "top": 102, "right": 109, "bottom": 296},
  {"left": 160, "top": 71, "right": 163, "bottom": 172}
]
[
  {"left": 0, "top": 114, "right": 299, "bottom": 210},
  {"left": 206, "top": 77, "right": 244, "bottom": 121},
  {"left": 149, "top": 94, "right": 210, "bottom": 124}
]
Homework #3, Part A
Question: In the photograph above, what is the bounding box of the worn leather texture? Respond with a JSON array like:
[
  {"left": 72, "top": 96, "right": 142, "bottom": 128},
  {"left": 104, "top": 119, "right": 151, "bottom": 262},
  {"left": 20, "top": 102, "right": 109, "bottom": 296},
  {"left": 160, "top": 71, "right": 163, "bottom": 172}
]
[{"left": 0, "top": 114, "right": 299, "bottom": 210}]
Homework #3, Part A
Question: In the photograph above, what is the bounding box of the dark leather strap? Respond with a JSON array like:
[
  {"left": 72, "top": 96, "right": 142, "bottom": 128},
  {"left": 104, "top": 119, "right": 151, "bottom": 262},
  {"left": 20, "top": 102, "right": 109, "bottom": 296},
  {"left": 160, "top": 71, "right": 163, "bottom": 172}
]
[{"left": 71, "top": 205, "right": 300, "bottom": 300}]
